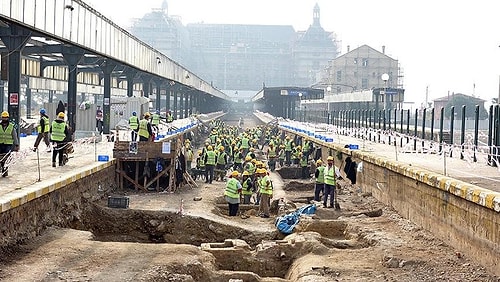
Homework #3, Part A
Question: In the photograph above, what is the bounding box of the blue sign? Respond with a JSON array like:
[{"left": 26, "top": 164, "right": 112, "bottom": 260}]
[{"left": 289, "top": 90, "right": 308, "bottom": 97}]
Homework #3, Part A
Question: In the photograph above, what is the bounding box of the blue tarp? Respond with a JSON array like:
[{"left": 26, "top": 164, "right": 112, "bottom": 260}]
[{"left": 275, "top": 204, "right": 317, "bottom": 234}]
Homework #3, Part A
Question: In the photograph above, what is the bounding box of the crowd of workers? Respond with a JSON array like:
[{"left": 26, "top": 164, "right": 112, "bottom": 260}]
[{"left": 187, "top": 118, "right": 339, "bottom": 218}]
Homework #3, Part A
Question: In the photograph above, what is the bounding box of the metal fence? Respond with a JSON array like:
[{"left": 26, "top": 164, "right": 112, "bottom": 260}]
[{"left": 297, "top": 104, "right": 500, "bottom": 167}]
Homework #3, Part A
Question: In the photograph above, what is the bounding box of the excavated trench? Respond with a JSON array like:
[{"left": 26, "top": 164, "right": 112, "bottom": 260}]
[{"left": 60, "top": 170, "right": 382, "bottom": 281}]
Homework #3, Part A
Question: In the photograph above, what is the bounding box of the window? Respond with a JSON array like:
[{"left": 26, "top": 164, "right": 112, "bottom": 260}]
[
  {"left": 336, "top": 70, "right": 342, "bottom": 82},
  {"left": 362, "top": 58, "right": 368, "bottom": 67},
  {"left": 353, "top": 58, "right": 358, "bottom": 64}
]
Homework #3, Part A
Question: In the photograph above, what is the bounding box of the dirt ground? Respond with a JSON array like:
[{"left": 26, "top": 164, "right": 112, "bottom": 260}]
[{"left": 0, "top": 114, "right": 498, "bottom": 281}]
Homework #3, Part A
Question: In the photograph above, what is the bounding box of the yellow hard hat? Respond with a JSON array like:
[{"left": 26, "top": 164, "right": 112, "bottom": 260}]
[
  {"left": 219, "top": 146, "right": 224, "bottom": 151},
  {"left": 316, "top": 159, "right": 323, "bottom": 165},
  {"left": 242, "top": 171, "right": 250, "bottom": 176},
  {"left": 1, "top": 111, "right": 9, "bottom": 118},
  {"left": 57, "top": 112, "right": 65, "bottom": 119},
  {"left": 144, "top": 112, "right": 151, "bottom": 118},
  {"left": 327, "top": 156, "right": 334, "bottom": 161},
  {"left": 208, "top": 145, "right": 213, "bottom": 150},
  {"left": 245, "top": 156, "right": 252, "bottom": 161},
  {"left": 231, "top": 171, "right": 239, "bottom": 177},
  {"left": 256, "top": 168, "right": 266, "bottom": 174},
  {"left": 250, "top": 147, "right": 255, "bottom": 152},
  {"left": 197, "top": 149, "right": 202, "bottom": 154},
  {"left": 251, "top": 159, "right": 257, "bottom": 164}
]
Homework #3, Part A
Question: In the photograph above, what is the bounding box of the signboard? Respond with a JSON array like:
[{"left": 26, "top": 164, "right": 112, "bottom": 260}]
[
  {"left": 162, "top": 141, "right": 171, "bottom": 154},
  {"left": 280, "top": 90, "right": 288, "bottom": 96},
  {"left": 289, "top": 90, "right": 308, "bottom": 97},
  {"left": 9, "top": 93, "right": 18, "bottom": 105}
]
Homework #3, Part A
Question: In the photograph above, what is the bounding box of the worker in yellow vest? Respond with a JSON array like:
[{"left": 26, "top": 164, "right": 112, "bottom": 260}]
[
  {"left": 241, "top": 171, "right": 254, "bottom": 204},
  {"left": 33, "top": 108, "right": 51, "bottom": 152},
  {"left": 0, "top": 111, "right": 20, "bottom": 177},
  {"left": 314, "top": 159, "right": 325, "bottom": 201},
  {"left": 128, "top": 111, "right": 139, "bottom": 141},
  {"left": 50, "top": 112, "right": 70, "bottom": 167},
  {"left": 204, "top": 145, "right": 216, "bottom": 184},
  {"left": 257, "top": 168, "right": 272, "bottom": 218},
  {"left": 138, "top": 112, "right": 153, "bottom": 141},
  {"left": 224, "top": 170, "right": 242, "bottom": 216},
  {"left": 323, "top": 156, "right": 337, "bottom": 208}
]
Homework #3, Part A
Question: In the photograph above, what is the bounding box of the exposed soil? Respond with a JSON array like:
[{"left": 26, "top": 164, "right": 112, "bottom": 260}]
[{"left": 0, "top": 114, "right": 498, "bottom": 281}]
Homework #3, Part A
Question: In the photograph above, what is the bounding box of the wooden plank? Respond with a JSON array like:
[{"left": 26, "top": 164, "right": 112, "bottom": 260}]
[
  {"left": 113, "top": 140, "right": 176, "bottom": 159},
  {"left": 115, "top": 168, "right": 146, "bottom": 191}
]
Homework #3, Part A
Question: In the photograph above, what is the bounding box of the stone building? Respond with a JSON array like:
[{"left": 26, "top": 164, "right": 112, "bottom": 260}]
[{"left": 129, "top": 1, "right": 338, "bottom": 92}]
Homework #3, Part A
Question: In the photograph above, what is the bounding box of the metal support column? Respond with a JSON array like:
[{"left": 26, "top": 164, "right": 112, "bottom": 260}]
[
  {"left": 0, "top": 26, "right": 31, "bottom": 140},
  {"left": 62, "top": 48, "right": 84, "bottom": 138},
  {"left": 173, "top": 90, "right": 178, "bottom": 118},
  {"left": 99, "top": 60, "right": 116, "bottom": 135},
  {"left": 125, "top": 70, "right": 137, "bottom": 98},
  {"left": 154, "top": 79, "right": 162, "bottom": 112},
  {"left": 184, "top": 92, "right": 189, "bottom": 118}
]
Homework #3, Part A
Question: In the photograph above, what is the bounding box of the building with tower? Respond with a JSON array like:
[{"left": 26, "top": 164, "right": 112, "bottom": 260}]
[{"left": 129, "top": 2, "right": 339, "bottom": 93}]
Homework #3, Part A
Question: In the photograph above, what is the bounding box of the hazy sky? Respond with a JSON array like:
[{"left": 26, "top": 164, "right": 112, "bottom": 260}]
[{"left": 84, "top": 0, "right": 500, "bottom": 107}]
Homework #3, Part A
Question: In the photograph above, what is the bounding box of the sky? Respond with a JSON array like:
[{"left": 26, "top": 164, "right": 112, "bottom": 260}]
[{"left": 83, "top": 0, "right": 500, "bottom": 107}]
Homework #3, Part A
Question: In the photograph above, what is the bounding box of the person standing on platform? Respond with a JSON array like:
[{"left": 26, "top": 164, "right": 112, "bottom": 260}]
[
  {"left": 128, "top": 111, "right": 139, "bottom": 141},
  {"left": 33, "top": 108, "right": 51, "bottom": 152},
  {"left": 151, "top": 110, "right": 161, "bottom": 134},
  {"left": 95, "top": 105, "right": 103, "bottom": 134},
  {"left": 138, "top": 112, "right": 153, "bottom": 142},
  {"left": 0, "top": 111, "right": 20, "bottom": 177},
  {"left": 50, "top": 112, "right": 70, "bottom": 167},
  {"left": 224, "top": 170, "right": 242, "bottom": 216}
]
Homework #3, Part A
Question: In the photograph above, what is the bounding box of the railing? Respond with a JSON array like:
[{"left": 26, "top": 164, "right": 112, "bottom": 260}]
[{"left": 296, "top": 104, "right": 500, "bottom": 167}]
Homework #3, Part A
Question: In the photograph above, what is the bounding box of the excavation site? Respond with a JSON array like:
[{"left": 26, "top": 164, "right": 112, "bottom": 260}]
[{"left": 0, "top": 114, "right": 497, "bottom": 282}]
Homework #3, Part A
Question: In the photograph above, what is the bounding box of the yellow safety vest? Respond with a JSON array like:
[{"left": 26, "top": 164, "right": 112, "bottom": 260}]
[
  {"left": 50, "top": 121, "right": 66, "bottom": 142},
  {"left": 316, "top": 166, "right": 325, "bottom": 184},
  {"left": 152, "top": 114, "right": 160, "bottom": 125},
  {"left": 224, "top": 178, "right": 240, "bottom": 199},
  {"left": 205, "top": 151, "right": 216, "bottom": 165},
  {"left": 241, "top": 178, "right": 253, "bottom": 195},
  {"left": 138, "top": 119, "right": 150, "bottom": 139},
  {"left": 259, "top": 175, "right": 273, "bottom": 195},
  {"left": 324, "top": 166, "right": 336, "bottom": 185},
  {"left": 0, "top": 123, "right": 14, "bottom": 145},
  {"left": 37, "top": 116, "right": 50, "bottom": 133},
  {"left": 129, "top": 116, "right": 139, "bottom": 130}
]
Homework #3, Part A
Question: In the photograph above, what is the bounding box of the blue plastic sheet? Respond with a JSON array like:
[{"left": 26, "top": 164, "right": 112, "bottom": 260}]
[{"left": 275, "top": 204, "right": 317, "bottom": 234}]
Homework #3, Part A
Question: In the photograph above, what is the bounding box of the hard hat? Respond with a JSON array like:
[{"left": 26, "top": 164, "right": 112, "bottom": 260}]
[
  {"left": 286, "top": 136, "right": 290, "bottom": 140},
  {"left": 255, "top": 161, "right": 263, "bottom": 167},
  {"left": 57, "top": 112, "right": 65, "bottom": 119},
  {"left": 256, "top": 168, "right": 266, "bottom": 174},
  {"left": 316, "top": 159, "right": 323, "bottom": 165},
  {"left": 231, "top": 171, "right": 239, "bottom": 177},
  {"left": 156, "top": 110, "right": 160, "bottom": 114},
  {"left": 1, "top": 111, "right": 9, "bottom": 118},
  {"left": 198, "top": 149, "right": 202, "bottom": 154},
  {"left": 132, "top": 111, "right": 137, "bottom": 116},
  {"left": 327, "top": 156, "right": 334, "bottom": 161},
  {"left": 185, "top": 139, "right": 191, "bottom": 143},
  {"left": 250, "top": 148, "right": 255, "bottom": 152},
  {"left": 245, "top": 156, "right": 252, "bottom": 161},
  {"left": 144, "top": 112, "right": 151, "bottom": 118},
  {"left": 251, "top": 159, "right": 257, "bottom": 164},
  {"left": 207, "top": 145, "right": 213, "bottom": 151},
  {"left": 242, "top": 171, "right": 250, "bottom": 176},
  {"left": 219, "top": 146, "right": 224, "bottom": 151},
  {"left": 40, "top": 108, "right": 46, "bottom": 114}
]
